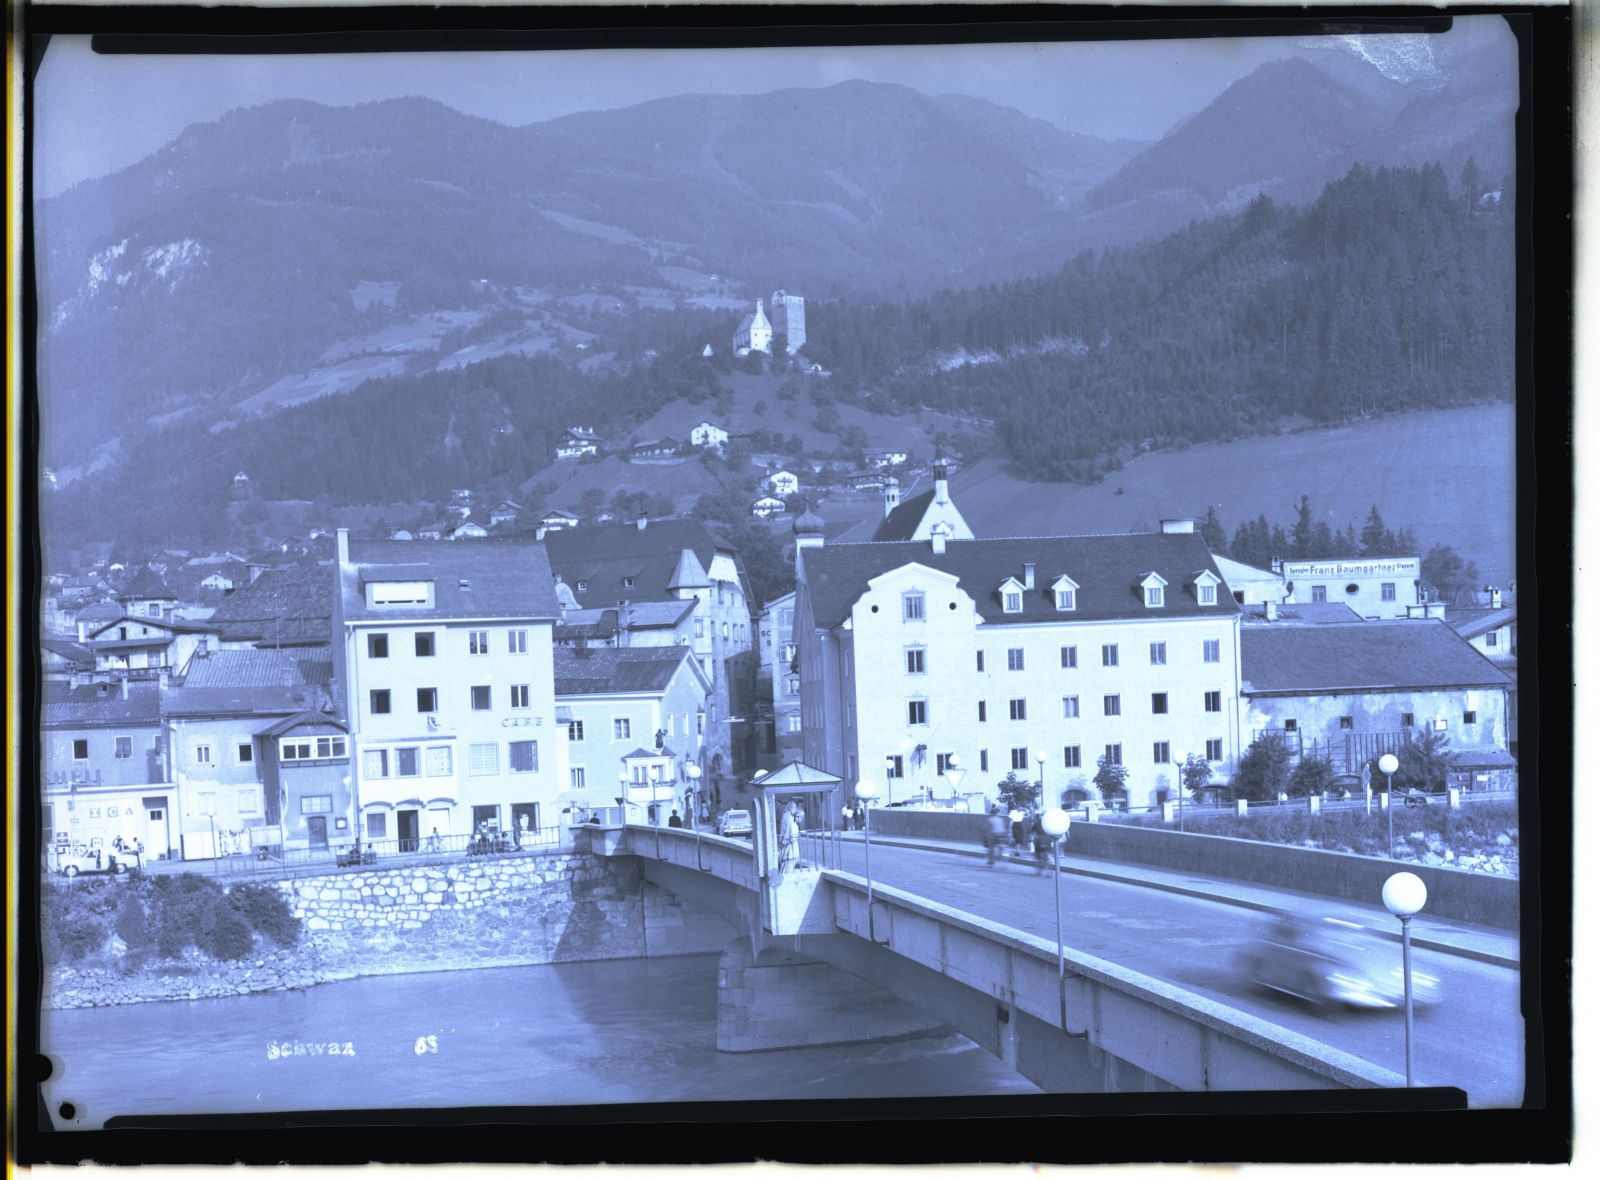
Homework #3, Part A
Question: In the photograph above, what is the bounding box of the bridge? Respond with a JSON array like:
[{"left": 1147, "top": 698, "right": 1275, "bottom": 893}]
[{"left": 584, "top": 813, "right": 1419, "bottom": 1095}]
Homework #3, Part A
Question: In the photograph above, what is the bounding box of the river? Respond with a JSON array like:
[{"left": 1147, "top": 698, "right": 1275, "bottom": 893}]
[{"left": 40, "top": 953, "right": 1036, "bottom": 1128}]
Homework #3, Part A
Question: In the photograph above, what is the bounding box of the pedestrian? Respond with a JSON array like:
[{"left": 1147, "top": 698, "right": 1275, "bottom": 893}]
[
  {"left": 1010, "top": 808, "right": 1027, "bottom": 850},
  {"left": 985, "top": 806, "right": 1007, "bottom": 865},
  {"left": 1032, "top": 813, "right": 1051, "bottom": 875},
  {"left": 668, "top": 809, "right": 684, "bottom": 829},
  {"left": 854, "top": 802, "right": 866, "bottom": 831}
]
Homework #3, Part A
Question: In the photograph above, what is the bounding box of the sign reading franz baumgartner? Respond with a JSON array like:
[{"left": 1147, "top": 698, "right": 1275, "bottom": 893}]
[{"left": 1281, "top": 558, "right": 1419, "bottom": 579}]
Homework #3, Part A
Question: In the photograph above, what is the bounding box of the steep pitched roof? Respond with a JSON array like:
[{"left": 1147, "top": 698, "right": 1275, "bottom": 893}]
[
  {"left": 543, "top": 519, "right": 746, "bottom": 609},
  {"left": 666, "top": 547, "right": 711, "bottom": 591},
  {"left": 118, "top": 565, "right": 175, "bottom": 601},
  {"left": 872, "top": 489, "right": 935, "bottom": 542},
  {"left": 43, "top": 681, "right": 162, "bottom": 728},
  {"left": 205, "top": 563, "right": 334, "bottom": 645},
  {"left": 552, "top": 645, "right": 705, "bottom": 696},
  {"left": 256, "top": 710, "right": 349, "bottom": 738},
  {"left": 1240, "top": 621, "right": 1514, "bottom": 695},
  {"left": 341, "top": 539, "right": 560, "bottom": 622},
  {"left": 41, "top": 634, "right": 94, "bottom": 666},
  {"left": 165, "top": 646, "right": 335, "bottom": 716},
  {"left": 799, "top": 533, "right": 1238, "bottom": 629}
]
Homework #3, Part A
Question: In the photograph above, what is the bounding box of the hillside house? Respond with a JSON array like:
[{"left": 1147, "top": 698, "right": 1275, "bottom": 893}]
[
  {"left": 768, "top": 470, "right": 800, "bottom": 497},
  {"left": 539, "top": 510, "right": 581, "bottom": 532},
  {"left": 865, "top": 448, "right": 910, "bottom": 469},
  {"left": 629, "top": 438, "right": 681, "bottom": 463},
  {"left": 751, "top": 495, "right": 788, "bottom": 519},
  {"left": 449, "top": 519, "right": 490, "bottom": 541},
  {"left": 556, "top": 428, "right": 602, "bottom": 460},
  {"left": 689, "top": 421, "right": 730, "bottom": 451},
  {"left": 489, "top": 500, "right": 524, "bottom": 527}
]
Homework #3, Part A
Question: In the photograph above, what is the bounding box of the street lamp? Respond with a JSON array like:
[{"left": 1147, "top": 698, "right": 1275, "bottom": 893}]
[
  {"left": 1040, "top": 807, "right": 1072, "bottom": 1030},
  {"left": 856, "top": 779, "right": 882, "bottom": 941},
  {"left": 618, "top": 767, "right": 631, "bottom": 827},
  {"left": 1173, "top": 751, "right": 1187, "bottom": 832},
  {"left": 1382, "top": 871, "right": 1428, "bottom": 1086},
  {"left": 685, "top": 761, "right": 705, "bottom": 869},
  {"left": 1379, "top": 752, "right": 1400, "bottom": 859},
  {"left": 1033, "top": 748, "right": 1048, "bottom": 811}
]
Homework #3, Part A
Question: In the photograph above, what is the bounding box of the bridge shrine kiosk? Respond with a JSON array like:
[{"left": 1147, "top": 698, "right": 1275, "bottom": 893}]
[{"left": 746, "top": 761, "right": 841, "bottom": 936}]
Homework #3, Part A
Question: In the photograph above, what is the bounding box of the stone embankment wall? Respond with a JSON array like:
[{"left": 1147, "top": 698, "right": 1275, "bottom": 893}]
[{"left": 45, "top": 850, "right": 736, "bottom": 1010}]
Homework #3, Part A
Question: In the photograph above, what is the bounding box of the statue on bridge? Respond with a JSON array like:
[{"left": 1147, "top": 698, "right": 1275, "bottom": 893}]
[{"left": 777, "top": 801, "right": 801, "bottom": 873}]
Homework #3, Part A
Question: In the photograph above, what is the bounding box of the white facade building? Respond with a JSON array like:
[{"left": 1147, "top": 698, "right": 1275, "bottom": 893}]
[
  {"left": 1281, "top": 556, "right": 1422, "bottom": 619},
  {"left": 733, "top": 299, "right": 773, "bottom": 356}
]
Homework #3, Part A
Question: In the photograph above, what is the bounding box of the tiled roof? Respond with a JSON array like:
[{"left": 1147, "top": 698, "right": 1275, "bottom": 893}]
[
  {"left": 118, "top": 565, "right": 174, "bottom": 601},
  {"left": 206, "top": 563, "right": 335, "bottom": 645},
  {"left": 871, "top": 490, "right": 934, "bottom": 542},
  {"left": 1240, "top": 621, "right": 1514, "bottom": 695},
  {"left": 544, "top": 519, "right": 747, "bottom": 610},
  {"left": 799, "top": 533, "right": 1239, "bottom": 629},
  {"left": 41, "top": 634, "right": 94, "bottom": 665},
  {"left": 1446, "top": 606, "right": 1517, "bottom": 641},
  {"left": 1241, "top": 602, "right": 1362, "bottom": 625},
  {"left": 43, "top": 681, "right": 162, "bottom": 728},
  {"left": 74, "top": 602, "right": 126, "bottom": 628},
  {"left": 165, "top": 647, "right": 334, "bottom": 715},
  {"left": 341, "top": 539, "right": 560, "bottom": 622},
  {"left": 553, "top": 646, "right": 703, "bottom": 696},
  {"left": 256, "top": 710, "right": 349, "bottom": 738}
]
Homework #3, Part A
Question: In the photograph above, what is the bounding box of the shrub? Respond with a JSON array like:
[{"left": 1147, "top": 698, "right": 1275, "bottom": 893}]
[
  {"left": 114, "top": 893, "right": 151, "bottom": 948},
  {"left": 1093, "top": 755, "right": 1130, "bottom": 802},
  {"left": 195, "top": 898, "right": 255, "bottom": 961},
  {"left": 1288, "top": 757, "right": 1336, "bottom": 798},
  {"left": 228, "top": 883, "right": 300, "bottom": 947},
  {"left": 994, "top": 771, "right": 1040, "bottom": 811},
  {"left": 1234, "top": 735, "right": 1292, "bottom": 800}
]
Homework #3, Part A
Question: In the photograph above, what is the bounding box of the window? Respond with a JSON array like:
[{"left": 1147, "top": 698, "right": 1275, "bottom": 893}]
[
  {"left": 978, "top": 700, "right": 987, "bottom": 722},
  {"left": 1064, "top": 745, "right": 1082, "bottom": 769},
  {"left": 1381, "top": 583, "right": 1397, "bottom": 602},
  {"left": 696, "top": 712, "right": 705, "bottom": 736},
  {"left": 1063, "top": 695, "right": 1080, "bottom": 719},
  {"left": 509, "top": 741, "right": 538, "bottom": 772},
  {"left": 1103, "top": 695, "right": 1121, "bottom": 717},
  {"left": 469, "top": 630, "right": 489, "bottom": 655},
  {"left": 905, "top": 648, "right": 926, "bottom": 674},
  {"left": 511, "top": 685, "right": 531, "bottom": 709},
  {"left": 786, "top": 675, "right": 799, "bottom": 694},
  {"left": 417, "top": 687, "right": 438, "bottom": 712},
  {"left": 236, "top": 742, "right": 252, "bottom": 764},
  {"left": 426, "top": 746, "right": 452, "bottom": 776},
  {"left": 787, "top": 716, "right": 802, "bottom": 733},
  {"left": 1463, "top": 710, "right": 1478, "bottom": 725},
  {"left": 907, "top": 699, "right": 928, "bottom": 726},
  {"left": 936, "top": 752, "right": 956, "bottom": 775},
  {"left": 1284, "top": 719, "right": 1298, "bottom": 732},
  {"left": 695, "top": 619, "right": 705, "bottom": 639},
  {"left": 469, "top": 743, "right": 499, "bottom": 775},
  {"left": 370, "top": 689, "right": 391, "bottom": 715},
  {"left": 367, "top": 633, "right": 389, "bottom": 658},
  {"left": 1150, "top": 641, "right": 1167, "bottom": 665},
  {"left": 363, "top": 749, "right": 389, "bottom": 778},
  {"left": 1402, "top": 712, "right": 1415, "bottom": 728},
  {"left": 195, "top": 790, "right": 218, "bottom": 816},
  {"left": 316, "top": 736, "right": 346, "bottom": 759},
  {"left": 1004, "top": 590, "right": 1022, "bottom": 613},
  {"left": 1203, "top": 639, "right": 1221, "bottom": 663},
  {"left": 508, "top": 629, "right": 528, "bottom": 654},
  {"left": 1153, "top": 741, "right": 1170, "bottom": 764},
  {"left": 1198, "top": 583, "right": 1217, "bottom": 605},
  {"left": 902, "top": 592, "right": 925, "bottom": 622},
  {"left": 613, "top": 717, "right": 631, "bottom": 740},
  {"left": 1102, "top": 644, "right": 1119, "bottom": 667},
  {"left": 1205, "top": 691, "right": 1222, "bottom": 713},
  {"left": 415, "top": 632, "right": 435, "bottom": 657},
  {"left": 114, "top": 736, "right": 132, "bottom": 759},
  {"left": 1056, "top": 588, "right": 1076, "bottom": 611},
  {"left": 1007, "top": 647, "right": 1025, "bottom": 671},
  {"left": 300, "top": 795, "right": 333, "bottom": 815},
  {"left": 370, "top": 581, "right": 429, "bottom": 605},
  {"left": 1104, "top": 743, "right": 1123, "bottom": 767},
  {"left": 1145, "top": 586, "right": 1164, "bottom": 607},
  {"left": 396, "top": 747, "right": 420, "bottom": 777},
  {"left": 194, "top": 743, "right": 213, "bottom": 765},
  {"left": 885, "top": 755, "right": 904, "bottom": 779},
  {"left": 1060, "top": 645, "right": 1077, "bottom": 669},
  {"left": 471, "top": 686, "right": 492, "bottom": 711},
  {"left": 237, "top": 788, "right": 259, "bottom": 815},
  {"left": 979, "top": 750, "right": 989, "bottom": 772},
  {"left": 1206, "top": 738, "right": 1224, "bottom": 761},
  {"left": 1151, "top": 692, "right": 1168, "bottom": 714},
  {"left": 567, "top": 720, "right": 585, "bottom": 742},
  {"left": 1340, "top": 716, "right": 1354, "bottom": 730},
  {"left": 570, "top": 767, "right": 587, "bottom": 789},
  {"left": 976, "top": 651, "right": 985, "bottom": 672},
  {"left": 1009, "top": 698, "right": 1027, "bottom": 721},
  {"left": 366, "top": 813, "right": 387, "bottom": 840},
  {"left": 1011, "top": 748, "right": 1031, "bottom": 771},
  {"left": 69, "top": 738, "right": 89, "bottom": 760},
  {"left": 1485, "top": 632, "right": 1499, "bottom": 648},
  {"left": 1311, "top": 585, "right": 1328, "bottom": 603}
]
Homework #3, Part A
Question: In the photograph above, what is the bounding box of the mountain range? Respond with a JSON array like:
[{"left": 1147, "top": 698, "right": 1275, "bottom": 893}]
[{"left": 34, "top": 38, "right": 1515, "bottom": 473}]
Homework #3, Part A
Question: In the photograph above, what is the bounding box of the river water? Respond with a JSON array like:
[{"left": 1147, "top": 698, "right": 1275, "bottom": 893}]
[{"left": 41, "top": 953, "right": 1036, "bottom": 1128}]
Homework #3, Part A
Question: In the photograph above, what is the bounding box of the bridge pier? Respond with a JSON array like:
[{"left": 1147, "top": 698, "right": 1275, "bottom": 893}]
[{"left": 715, "top": 938, "right": 950, "bottom": 1053}]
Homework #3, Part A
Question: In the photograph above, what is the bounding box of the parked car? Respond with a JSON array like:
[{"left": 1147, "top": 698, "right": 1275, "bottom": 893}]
[
  {"left": 717, "top": 809, "right": 754, "bottom": 837},
  {"left": 58, "top": 846, "right": 141, "bottom": 878},
  {"left": 1238, "top": 912, "right": 1441, "bottom": 1010}
]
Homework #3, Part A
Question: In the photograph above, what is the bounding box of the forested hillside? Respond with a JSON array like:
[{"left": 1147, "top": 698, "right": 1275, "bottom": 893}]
[{"left": 807, "top": 164, "right": 1514, "bottom": 481}]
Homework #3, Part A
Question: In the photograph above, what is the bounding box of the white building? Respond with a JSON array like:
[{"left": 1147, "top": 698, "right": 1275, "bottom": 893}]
[
  {"left": 1212, "top": 555, "right": 1289, "bottom": 605},
  {"left": 795, "top": 516, "right": 1243, "bottom": 810},
  {"left": 332, "top": 533, "right": 567, "bottom": 847},
  {"left": 751, "top": 495, "right": 788, "bottom": 519},
  {"left": 689, "top": 421, "right": 731, "bottom": 451},
  {"left": 1280, "top": 555, "right": 1422, "bottom": 619},
  {"left": 872, "top": 460, "right": 974, "bottom": 543},
  {"left": 767, "top": 470, "right": 800, "bottom": 497},
  {"left": 733, "top": 299, "right": 773, "bottom": 357}
]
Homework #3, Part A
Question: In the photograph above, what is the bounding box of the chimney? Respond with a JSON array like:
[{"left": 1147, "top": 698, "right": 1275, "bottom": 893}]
[
  {"left": 931, "top": 528, "right": 948, "bottom": 556},
  {"left": 336, "top": 527, "right": 350, "bottom": 564},
  {"left": 1159, "top": 518, "right": 1195, "bottom": 534},
  {"left": 121, "top": 676, "right": 129, "bottom": 700},
  {"left": 1490, "top": 586, "right": 1502, "bottom": 609},
  {"left": 637, "top": 514, "right": 649, "bottom": 531},
  {"left": 933, "top": 459, "right": 949, "bottom": 505},
  {"left": 1265, "top": 599, "right": 1278, "bottom": 621},
  {"left": 1023, "top": 562, "right": 1035, "bottom": 591},
  {"left": 77, "top": 620, "right": 86, "bottom": 642}
]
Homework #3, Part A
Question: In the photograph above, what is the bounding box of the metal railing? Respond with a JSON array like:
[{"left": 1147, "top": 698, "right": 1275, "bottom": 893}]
[{"left": 158, "top": 826, "right": 570, "bottom": 878}]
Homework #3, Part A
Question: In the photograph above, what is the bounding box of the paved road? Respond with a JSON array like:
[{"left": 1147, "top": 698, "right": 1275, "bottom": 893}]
[{"left": 801, "top": 833, "right": 1523, "bottom": 1108}]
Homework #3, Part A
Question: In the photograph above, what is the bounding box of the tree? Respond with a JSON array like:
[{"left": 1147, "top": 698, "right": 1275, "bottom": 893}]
[
  {"left": 1359, "top": 504, "right": 1391, "bottom": 555},
  {"left": 1093, "top": 755, "right": 1130, "bottom": 804},
  {"left": 1198, "top": 506, "right": 1227, "bottom": 553},
  {"left": 1178, "top": 753, "right": 1213, "bottom": 799},
  {"left": 995, "top": 771, "right": 1040, "bottom": 812},
  {"left": 1234, "top": 734, "right": 1293, "bottom": 801},
  {"left": 1287, "top": 756, "right": 1336, "bottom": 798},
  {"left": 1369, "top": 729, "right": 1453, "bottom": 795},
  {"left": 1290, "top": 494, "right": 1314, "bottom": 559},
  {"left": 1421, "top": 544, "right": 1480, "bottom": 602}
]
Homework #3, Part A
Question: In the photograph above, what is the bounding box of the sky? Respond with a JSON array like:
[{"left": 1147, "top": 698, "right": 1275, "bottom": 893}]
[{"left": 31, "top": 19, "right": 1506, "bottom": 198}]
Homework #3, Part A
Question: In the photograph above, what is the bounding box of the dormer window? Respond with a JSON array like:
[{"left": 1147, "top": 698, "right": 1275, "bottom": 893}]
[
  {"left": 368, "top": 580, "right": 433, "bottom": 607},
  {"left": 1140, "top": 572, "right": 1168, "bottom": 608},
  {"left": 1192, "top": 569, "right": 1222, "bottom": 606},
  {"left": 998, "top": 577, "right": 1025, "bottom": 614},
  {"left": 1051, "top": 574, "right": 1079, "bottom": 612}
]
